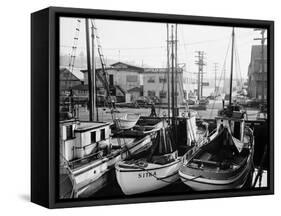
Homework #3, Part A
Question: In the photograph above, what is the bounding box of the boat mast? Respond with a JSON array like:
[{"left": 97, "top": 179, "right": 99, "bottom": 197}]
[
  {"left": 171, "top": 25, "right": 175, "bottom": 128},
  {"left": 175, "top": 24, "right": 178, "bottom": 112},
  {"left": 166, "top": 24, "right": 170, "bottom": 119},
  {"left": 91, "top": 21, "right": 98, "bottom": 121},
  {"left": 85, "top": 18, "right": 94, "bottom": 121},
  {"left": 229, "top": 27, "right": 235, "bottom": 106}
]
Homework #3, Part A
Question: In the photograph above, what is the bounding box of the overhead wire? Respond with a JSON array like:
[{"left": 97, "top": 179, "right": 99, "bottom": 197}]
[{"left": 208, "top": 36, "right": 232, "bottom": 119}]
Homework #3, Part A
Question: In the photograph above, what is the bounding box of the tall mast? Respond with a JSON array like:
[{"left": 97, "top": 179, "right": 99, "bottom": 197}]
[
  {"left": 166, "top": 24, "right": 170, "bottom": 119},
  {"left": 175, "top": 24, "right": 178, "bottom": 110},
  {"left": 171, "top": 25, "right": 175, "bottom": 127},
  {"left": 214, "top": 63, "right": 218, "bottom": 96},
  {"left": 229, "top": 27, "right": 235, "bottom": 106},
  {"left": 91, "top": 21, "right": 98, "bottom": 121},
  {"left": 85, "top": 18, "right": 94, "bottom": 121}
]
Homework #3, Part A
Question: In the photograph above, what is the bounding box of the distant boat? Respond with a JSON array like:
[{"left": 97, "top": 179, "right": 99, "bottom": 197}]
[
  {"left": 115, "top": 123, "right": 182, "bottom": 195},
  {"left": 115, "top": 113, "right": 140, "bottom": 130}
]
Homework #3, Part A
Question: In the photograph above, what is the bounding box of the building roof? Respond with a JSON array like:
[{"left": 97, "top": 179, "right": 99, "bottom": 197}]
[
  {"left": 60, "top": 68, "right": 81, "bottom": 81},
  {"left": 79, "top": 63, "right": 184, "bottom": 75},
  {"left": 110, "top": 62, "right": 143, "bottom": 71},
  {"left": 143, "top": 68, "right": 183, "bottom": 73},
  {"left": 128, "top": 86, "right": 142, "bottom": 93}
]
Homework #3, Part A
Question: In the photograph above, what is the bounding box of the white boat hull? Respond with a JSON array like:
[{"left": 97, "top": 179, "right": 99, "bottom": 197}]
[
  {"left": 62, "top": 135, "right": 153, "bottom": 198},
  {"left": 115, "top": 159, "right": 182, "bottom": 195}
]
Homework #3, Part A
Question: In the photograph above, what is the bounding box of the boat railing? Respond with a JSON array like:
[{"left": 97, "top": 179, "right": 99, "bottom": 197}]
[
  {"left": 192, "top": 158, "right": 220, "bottom": 166},
  {"left": 60, "top": 153, "right": 71, "bottom": 168},
  {"left": 208, "top": 128, "right": 217, "bottom": 137},
  {"left": 68, "top": 151, "right": 104, "bottom": 169}
]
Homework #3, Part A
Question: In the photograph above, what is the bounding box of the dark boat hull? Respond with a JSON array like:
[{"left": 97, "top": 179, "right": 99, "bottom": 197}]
[{"left": 179, "top": 159, "right": 252, "bottom": 191}]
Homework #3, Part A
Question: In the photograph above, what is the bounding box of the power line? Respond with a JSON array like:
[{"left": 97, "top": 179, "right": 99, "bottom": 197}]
[{"left": 60, "top": 32, "right": 254, "bottom": 51}]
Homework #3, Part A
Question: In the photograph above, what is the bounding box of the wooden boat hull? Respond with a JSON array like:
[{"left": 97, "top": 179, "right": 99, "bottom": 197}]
[
  {"left": 179, "top": 123, "right": 254, "bottom": 191},
  {"left": 115, "top": 159, "right": 182, "bottom": 195},
  {"left": 179, "top": 160, "right": 252, "bottom": 191}
]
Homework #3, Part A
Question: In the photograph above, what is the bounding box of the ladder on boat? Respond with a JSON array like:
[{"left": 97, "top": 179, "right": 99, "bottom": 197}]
[{"left": 68, "top": 19, "right": 81, "bottom": 73}]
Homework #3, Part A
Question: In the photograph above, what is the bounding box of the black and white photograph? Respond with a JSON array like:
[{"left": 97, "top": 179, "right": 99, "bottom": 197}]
[{"left": 58, "top": 16, "right": 270, "bottom": 200}]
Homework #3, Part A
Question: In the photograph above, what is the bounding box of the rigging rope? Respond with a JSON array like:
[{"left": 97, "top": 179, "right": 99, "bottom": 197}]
[
  {"left": 208, "top": 36, "right": 232, "bottom": 119},
  {"left": 234, "top": 36, "right": 243, "bottom": 91}
]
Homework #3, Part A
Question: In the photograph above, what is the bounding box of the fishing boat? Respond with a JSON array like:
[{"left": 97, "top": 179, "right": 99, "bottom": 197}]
[
  {"left": 178, "top": 28, "right": 255, "bottom": 191},
  {"left": 115, "top": 121, "right": 183, "bottom": 195},
  {"left": 115, "top": 113, "right": 140, "bottom": 130},
  {"left": 59, "top": 118, "right": 162, "bottom": 198},
  {"left": 179, "top": 106, "right": 254, "bottom": 190}
]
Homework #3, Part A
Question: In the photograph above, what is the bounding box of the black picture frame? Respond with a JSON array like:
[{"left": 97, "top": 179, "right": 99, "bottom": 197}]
[{"left": 31, "top": 6, "right": 274, "bottom": 209}]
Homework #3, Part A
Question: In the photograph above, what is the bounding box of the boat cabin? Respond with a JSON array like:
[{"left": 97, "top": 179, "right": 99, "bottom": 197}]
[
  {"left": 60, "top": 119, "right": 112, "bottom": 162},
  {"left": 216, "top": 106, "right": 246, "bottom": 143}
]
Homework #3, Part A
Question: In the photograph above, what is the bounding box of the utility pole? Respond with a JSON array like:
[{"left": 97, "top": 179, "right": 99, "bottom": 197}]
[
  {"left": 214, "top": 63, "right": 219, "bottom": 96},
  {"left": 254, "top": 29, "right": 267, "bottom": 102},
  {"left": 85, "top": 18, "right": 94, "bottom": 121},
  {"left": 195, "top": 51, "right": 206, "bottom": 100},
  {"left": 200, "top": 52, "right": 206, "bottom": 98}
]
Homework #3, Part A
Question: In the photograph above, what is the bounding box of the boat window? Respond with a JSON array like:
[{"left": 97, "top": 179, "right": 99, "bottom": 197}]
[
  {"left": 100, "top": 129, "right": 106, "bottom": 140},
  {"left": 91, "top": 131, "right": 96, "bottom": 143},
  {"left": 66, "top": 125, "right": 73, "bottom": 140}
]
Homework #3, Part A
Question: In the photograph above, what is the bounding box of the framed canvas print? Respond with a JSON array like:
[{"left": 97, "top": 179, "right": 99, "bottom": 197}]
[{"left": 31, "top": 7, "right": 274, "bottom": 208}]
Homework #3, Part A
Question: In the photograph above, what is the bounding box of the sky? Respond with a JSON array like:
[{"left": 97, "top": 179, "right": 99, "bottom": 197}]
[{"left": 60, "top": 17, "right": 266, "bottom": 82}]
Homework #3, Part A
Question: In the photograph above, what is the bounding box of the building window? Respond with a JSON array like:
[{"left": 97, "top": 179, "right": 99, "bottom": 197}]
[
  {"left": 66, "top": 125, "right": 73, "bottom": 140},
  {"left": 100, "top": 129, "right": 105, "bottom": 140},
  {"left": 159, "top": 77, "right": 167, "bottom": 83},
  {"left": 159, "top": 91, "right": 167, "bottom": 99},
  {"left": 148, "top": 91, "right": 156, "bottom": 97},
  {"left": 147, "top": 76, "right": 155, "bottom": 83},
  {"left": 91, "top": 131, "right": 96, "bottom": 143},
  {"left": 109, "top": 74, "right": 114, "bottom": 85},
  {"left": 126, "top": 75, "right": 138, "bottom": 82}
]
